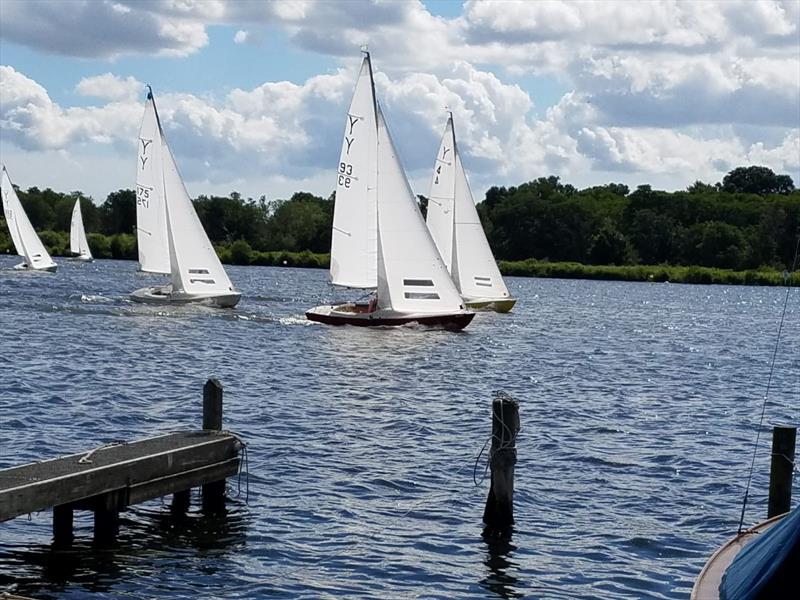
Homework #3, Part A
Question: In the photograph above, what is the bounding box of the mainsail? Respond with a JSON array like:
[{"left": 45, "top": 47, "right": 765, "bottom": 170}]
[
  {"left": 135, "top": 90, "right": 170, "bottom": 274},
  {"left": 329, "top": 54, "right": 378, "bottom": 289}
]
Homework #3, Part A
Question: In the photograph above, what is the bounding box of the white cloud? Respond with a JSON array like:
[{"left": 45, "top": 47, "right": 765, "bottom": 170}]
[
  {"left": 233, "top": 29, "right": 249, "bottom": 44},
  {"left": 76, "top": 73, "right": 144, "bottom": 101}
]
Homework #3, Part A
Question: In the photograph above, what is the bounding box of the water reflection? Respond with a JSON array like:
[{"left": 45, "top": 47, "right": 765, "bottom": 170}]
[
  {"left": 481, "top": 527, "right": 523, "bottom": 599},
  {"left": 1, "top": 501, "right": 247, "bottom": 598}
]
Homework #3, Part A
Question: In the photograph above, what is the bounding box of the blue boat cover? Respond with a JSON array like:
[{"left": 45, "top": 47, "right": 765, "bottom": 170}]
[{"left": 720, "top": 503, "right": 800, "bottom": 599}]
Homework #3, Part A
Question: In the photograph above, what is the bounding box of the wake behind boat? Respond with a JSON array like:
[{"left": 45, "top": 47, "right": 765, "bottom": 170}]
[
  {"left": 1, "top": 165, "right": 57, "bottom": 273},
  {"left": 426, "top": 114, "right": 516, "bottom": 313},
  {"left": 130, "top": 88, "right": 240, "bottom": 308},
  {"left": 305, "top": 51, "right": 473, "bottom": 331}
]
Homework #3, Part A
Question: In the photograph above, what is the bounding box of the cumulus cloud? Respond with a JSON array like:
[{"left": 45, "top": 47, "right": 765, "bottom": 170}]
[{"left": 76, "top": 73, "right": 144, "bottom": 102}]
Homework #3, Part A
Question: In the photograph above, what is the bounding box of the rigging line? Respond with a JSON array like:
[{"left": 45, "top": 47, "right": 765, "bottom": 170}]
[{"left": 737, "top": 234, "right": 800, "bottom": 534}]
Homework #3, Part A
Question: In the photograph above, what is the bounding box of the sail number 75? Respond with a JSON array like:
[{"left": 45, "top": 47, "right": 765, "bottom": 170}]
[
  {"left": 338, "top": 162, "right": 353, "bottom": 188},
  {"left": 136, "top": 185, "right": 151, "bottom": 208}
]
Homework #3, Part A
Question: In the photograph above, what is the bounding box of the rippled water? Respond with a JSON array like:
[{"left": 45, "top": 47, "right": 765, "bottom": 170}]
[{"left": 0, "top": 256, "right": 797, "bottom": 599}]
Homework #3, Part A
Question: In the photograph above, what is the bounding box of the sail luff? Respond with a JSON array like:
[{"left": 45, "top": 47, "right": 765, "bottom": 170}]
[{"left": 425, "top": 116, "right": 456, "bottom": 272}]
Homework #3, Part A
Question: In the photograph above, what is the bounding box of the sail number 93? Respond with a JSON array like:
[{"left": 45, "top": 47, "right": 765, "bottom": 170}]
[{"left": 338, "top": 162, "right": 353, "bottom": 188}]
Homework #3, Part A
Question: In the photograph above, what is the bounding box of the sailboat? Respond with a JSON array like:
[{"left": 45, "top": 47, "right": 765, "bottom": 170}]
[
  {"left": 69, "top": 199, "right": 93, "bottom": 261},
  {"left": 129, "top": 88, "right": 241, "bottom": 308},
  {"left": 426, "top": 114, "right": 516, "bottom": 313},
  {"left": 306, "top": 52, "right": 474, "bottom": 330},
  {"left": 1, "top": 165, "right": 57, "bottom": 272}
]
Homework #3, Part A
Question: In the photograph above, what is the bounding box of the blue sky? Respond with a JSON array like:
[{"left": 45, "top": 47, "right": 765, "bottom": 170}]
[{"left": 0, "top": 0, "right": 798, "bottom": 204}]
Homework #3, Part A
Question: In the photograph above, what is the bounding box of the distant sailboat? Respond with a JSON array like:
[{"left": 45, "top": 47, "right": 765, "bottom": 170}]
[
  {"left": 129, "top": 88, "right": 241, "bottom": 307},
  {"left": 426, "top": 114, "right": 516, "bottom": 313},
  {"left": 1, "top": 165, "right": 57, "bottom": 272},
  {"left": 306, "top": 52, "right": 473, "bottom": 330},
  {"left": 69, "top": 199, "right": 93, "bottom": 261}
]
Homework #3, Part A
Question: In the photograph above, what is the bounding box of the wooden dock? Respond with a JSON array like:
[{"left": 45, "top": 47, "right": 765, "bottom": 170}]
[{"left": 0, "top": 379, "right": 242, "bottom": 545}]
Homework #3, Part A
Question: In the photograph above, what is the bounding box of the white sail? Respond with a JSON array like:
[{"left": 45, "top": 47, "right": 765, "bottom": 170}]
[
  {"left": 69, "top": 199, "right": 93, "bottom": 259},
  {"left": 375, "top": 105, "right": 464, "bottom": 313},
  {"left": 427, "top": 115, "right": 510, "bottom": 302},
  {"left": 329, "top": 54, "right": 378, "bottom": 289},
  {"left": 451, "top": 148, "right": 510, "bottom": 301},
  {"left": 425, "top": 117, "right": 457, "bottom": 271},
  {"left": 135, "top": 91, "right": 170, "bottom": 274},
  {"left": 1, "top": 166, "right": 57, "bottom": 271},
  {"left": 160, "top": 129, "right": 237, "bottom": 298}
]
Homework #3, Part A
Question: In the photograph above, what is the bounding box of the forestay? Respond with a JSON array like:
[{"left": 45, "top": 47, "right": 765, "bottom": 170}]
[
  {"left": 375, "top": 106, "right": 464, "bottom": 314},
  {"left": 1, "top": 166, "right": 57, "bottom": 270},
  {"left": 160, "top": 122, "right": 236, "bottom": 297},
  {"left": 329, "top": 54, "right": 378, "bottom": 289},
  {"left": 136, "top": 92, "right": 170, "bottom": 274},
  {"left": 70, "top": 199, "right": 92, "bottom": 259}
]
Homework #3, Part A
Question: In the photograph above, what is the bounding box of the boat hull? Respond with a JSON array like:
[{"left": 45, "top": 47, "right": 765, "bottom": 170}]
[
  {"left": 13, "top": 262, "right": 57, "bottom": 273},
  {"left": 68, "top": 255, "right": 94, "bottom": 262},
  {"left": 691, "top": 514, "right": 784, "bottom": 599},
  {"left": 306, "top": 304, "right": 474, "bottom": 330},
  {"left": 130, "top": 286, "right": 241, "bottom": 308},
  {"left": 463, "top": 297, "right": 517, "bottom": 313}
]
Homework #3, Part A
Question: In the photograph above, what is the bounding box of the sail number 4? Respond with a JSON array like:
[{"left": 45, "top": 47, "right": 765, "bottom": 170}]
[
  {"left": 136, "top": 185, "right": 153, "bottom": 208},
  {"left": 338, "top": 162, "right": 353, "bottom": 188}
]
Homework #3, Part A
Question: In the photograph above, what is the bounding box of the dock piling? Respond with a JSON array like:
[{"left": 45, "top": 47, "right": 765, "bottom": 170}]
[
  {"left": 483, "top": 394, "right": 520, "bottom": 535},
  {"left": 53, "top": 504, "right": 74, "bottom": 548},
  {"left": 202, "top": 378, "right": 227, "bottom": 513},
  {"left": 768, "top": 425, "right": 796, "bottom": 518}
]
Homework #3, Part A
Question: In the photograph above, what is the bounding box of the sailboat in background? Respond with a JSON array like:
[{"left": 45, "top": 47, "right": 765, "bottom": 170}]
[
  {"left": 306, "top": 51, "right": 473, "bottom": 330},
  {"left": 130, "top": 88, "right": 240, "bottom": 307},
  {"left": 1, "top": 165, "right": 57, "bottom": 272},
  {"left": 69, "top": 199, "right": 93, "bottom": 261},
  {"left": 426, "top": 114, "right": 516, "bottom": 313}
]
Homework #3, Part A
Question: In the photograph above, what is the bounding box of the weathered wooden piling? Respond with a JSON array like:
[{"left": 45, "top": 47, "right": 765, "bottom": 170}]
[
  {"left": 0, "top": 379, "right": 241, "bottom": 546},
  {"left": 201, "top": 378, "right": 227, "bottom": 513},
  {"left": 767, "top": 425, "right": 796, "bottom": 518},
  {"left": 483, "top": 394, "right": 520, "bottom": 535}
]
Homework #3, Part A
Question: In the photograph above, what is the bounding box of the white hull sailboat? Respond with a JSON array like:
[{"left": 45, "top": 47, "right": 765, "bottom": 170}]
[
  {"left": 306, "top": 52, "right": 473, "bottom": 331},
  {"left": 426, "top": 114, "right": 516, "bottom": 313},
  {"left": 1, "top": 165, "right": 57, "bottom": 273},
  {"left": 69, "top": 198, "right": 93, "bottom": 262},
  {"left": 130, "top": 88, "right": 240, "bottom": 308}
]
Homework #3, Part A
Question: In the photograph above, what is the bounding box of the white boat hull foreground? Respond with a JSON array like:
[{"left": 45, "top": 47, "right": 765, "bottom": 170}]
[
  {"left": 306, "top": 303, "right": 474, "bottom": 330},
  {"left": 130, "top": 285, "right": 241, "bottom": 308},
  {"left": 463, "top": 296, "right": 517, "bottom": 313},
  {"left": 13, "top": 261, "right": 57, "bottom": 273}
]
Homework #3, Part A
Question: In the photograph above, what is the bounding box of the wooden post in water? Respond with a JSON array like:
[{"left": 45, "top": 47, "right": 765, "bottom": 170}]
[
  {"left": 768, "top": 425, "right": 796, "bottom": 518},
  {"left": 53, "top": 503, "right": 74, "bottom": 547},
  {"left": 483, "top": 394, "right": 520, "bottom": 535},
  {"left": 93, "top": 489, "right": 126, "bottom": 545},
  {"left": 202, "top": 379, "right": 227, "bottom": 513}
]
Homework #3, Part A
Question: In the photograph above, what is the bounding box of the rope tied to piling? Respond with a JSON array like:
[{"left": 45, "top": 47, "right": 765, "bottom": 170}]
[
  {"left": 77, "top": 441, "right": 127, "bottom": 465},
  {"left": 474, "top": 391, "right": 520, "bottom": 486}
]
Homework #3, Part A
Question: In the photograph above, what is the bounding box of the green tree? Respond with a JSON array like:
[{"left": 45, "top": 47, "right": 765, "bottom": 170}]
[{"left": 722, "top": 166, "right": 795, "bottom": 195}]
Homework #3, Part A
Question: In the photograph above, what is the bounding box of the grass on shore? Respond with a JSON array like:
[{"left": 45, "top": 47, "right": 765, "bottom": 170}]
[{"left": 1, "top": 231, "right": 797, "bottom": 286}]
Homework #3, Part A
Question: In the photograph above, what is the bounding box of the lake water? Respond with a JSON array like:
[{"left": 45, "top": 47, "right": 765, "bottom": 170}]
[{"left": 0, "top": 257, "right": 797, "bottom": 599}]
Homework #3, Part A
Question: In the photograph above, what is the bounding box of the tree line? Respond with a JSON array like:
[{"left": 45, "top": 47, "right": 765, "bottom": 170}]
[{"left": 1, "top": 165, "right": 797, "bottom": 272}]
